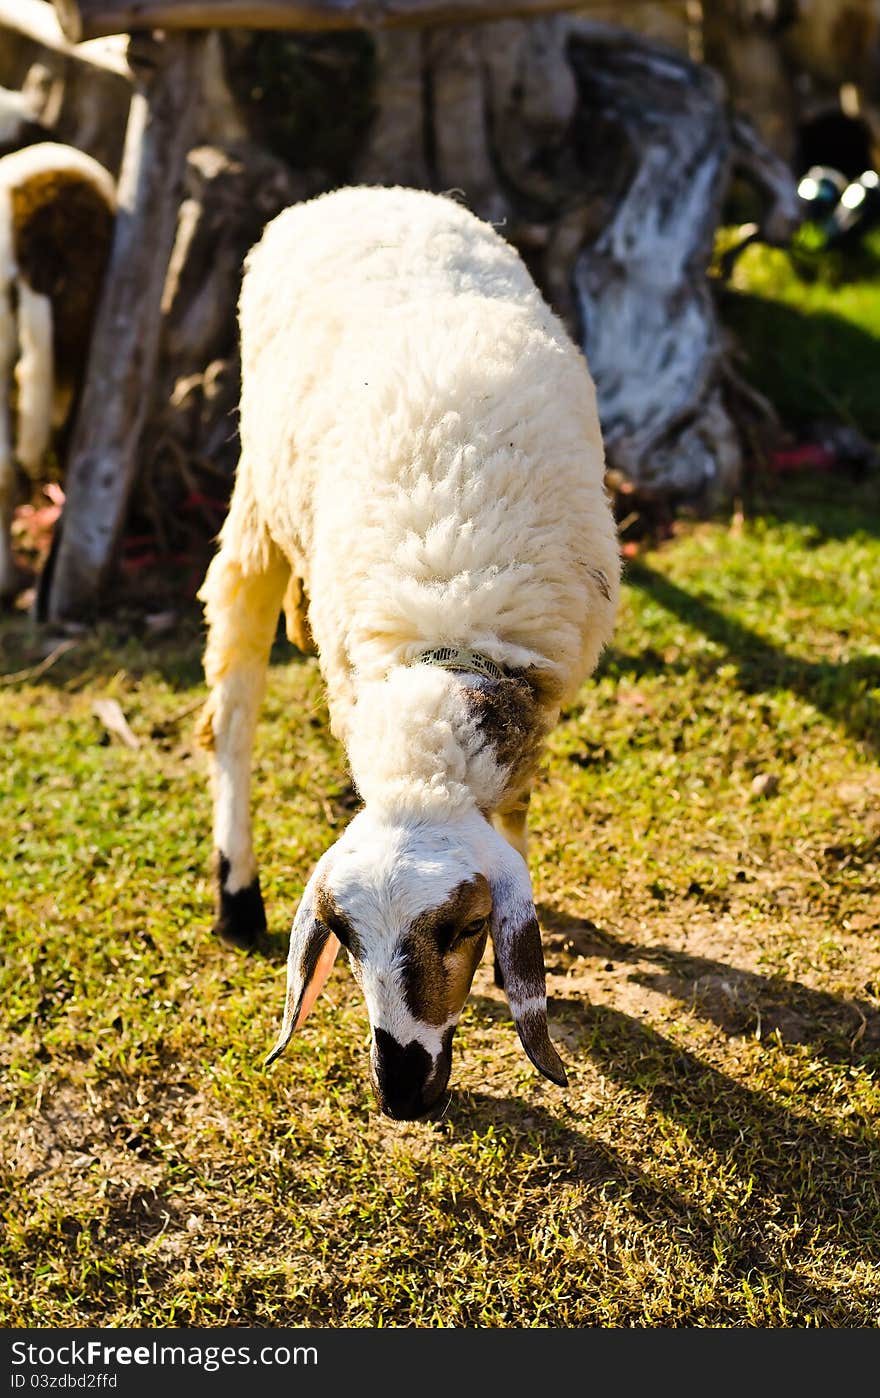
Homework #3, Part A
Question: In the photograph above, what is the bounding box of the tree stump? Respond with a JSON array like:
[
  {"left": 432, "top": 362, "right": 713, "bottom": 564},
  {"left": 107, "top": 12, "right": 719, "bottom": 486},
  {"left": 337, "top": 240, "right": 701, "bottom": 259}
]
[{"left": 565, "top": 23, "right": 741, "bottom": 503}]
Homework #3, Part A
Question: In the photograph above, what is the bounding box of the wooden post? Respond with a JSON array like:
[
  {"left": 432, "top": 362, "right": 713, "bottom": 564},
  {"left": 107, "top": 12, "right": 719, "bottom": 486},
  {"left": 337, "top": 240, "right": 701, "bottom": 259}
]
[{"left": 44, "top": 31, "right": 206, "bottom": 622}]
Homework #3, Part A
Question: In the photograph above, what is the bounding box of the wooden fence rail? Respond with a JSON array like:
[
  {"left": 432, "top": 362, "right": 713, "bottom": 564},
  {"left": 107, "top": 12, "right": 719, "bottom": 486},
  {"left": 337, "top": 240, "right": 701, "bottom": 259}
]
[{"left": 50, "top": 0, "right": 669, "bottom": 43}]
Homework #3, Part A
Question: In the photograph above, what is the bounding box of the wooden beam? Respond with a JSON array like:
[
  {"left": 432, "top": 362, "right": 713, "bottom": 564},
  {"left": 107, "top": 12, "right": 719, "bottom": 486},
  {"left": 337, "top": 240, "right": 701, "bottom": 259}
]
[
  {"left": 52, "top": 0, "right": 618, "bottom": 43},
  {"left": 45, "top": 33, "right": 206, "bottom": 622},
  {"left": 0, "top": 0, "right": 131, "bottom": 77}
]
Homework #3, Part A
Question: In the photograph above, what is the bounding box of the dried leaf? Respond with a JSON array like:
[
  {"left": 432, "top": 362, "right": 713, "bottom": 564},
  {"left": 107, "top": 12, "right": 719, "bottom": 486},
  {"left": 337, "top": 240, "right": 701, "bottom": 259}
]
[{"left": 92, "top": 698, "right": 140, "bottom": 749}]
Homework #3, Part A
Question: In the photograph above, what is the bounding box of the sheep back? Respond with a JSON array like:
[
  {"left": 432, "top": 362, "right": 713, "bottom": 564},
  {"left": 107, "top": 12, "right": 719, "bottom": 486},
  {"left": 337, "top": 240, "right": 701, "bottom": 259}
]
[{"left": 232, "top": 186, "right": 620, "bottom": 738}]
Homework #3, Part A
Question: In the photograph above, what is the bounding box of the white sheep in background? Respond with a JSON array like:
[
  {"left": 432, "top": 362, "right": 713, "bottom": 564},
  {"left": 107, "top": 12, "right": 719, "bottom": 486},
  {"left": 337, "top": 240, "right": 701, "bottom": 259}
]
[
  {"left": 0, "top": 141, "right": 115, "bottom": 601},
  {"left": 197, "top": 185, "right": 620, "bottom": 1119}
]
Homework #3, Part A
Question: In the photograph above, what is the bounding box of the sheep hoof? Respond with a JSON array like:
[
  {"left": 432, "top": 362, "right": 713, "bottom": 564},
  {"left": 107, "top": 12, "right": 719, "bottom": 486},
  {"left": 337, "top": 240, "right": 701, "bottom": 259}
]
[
  {"left": 213, "top": 854, "right": 267, "bottom": 951},
  {"left": 213, "top": 886, "right": 266, "bottom": 950}
]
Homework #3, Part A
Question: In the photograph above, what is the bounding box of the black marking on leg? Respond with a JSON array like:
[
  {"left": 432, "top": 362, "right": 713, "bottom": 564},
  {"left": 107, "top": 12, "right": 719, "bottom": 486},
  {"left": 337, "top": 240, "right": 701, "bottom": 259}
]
[
  {"left": 213, "top": 852, "right": 266, "bottom": 951},
  {"left": 494, "top": 954, "right": 505, "bottom": 990}
]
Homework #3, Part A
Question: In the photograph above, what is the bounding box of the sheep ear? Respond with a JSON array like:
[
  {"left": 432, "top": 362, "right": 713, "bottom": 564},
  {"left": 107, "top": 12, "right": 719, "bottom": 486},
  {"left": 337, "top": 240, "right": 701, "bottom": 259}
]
[
  {"left": 265, "top": 876, "right": 340, "bottom": 1066},
  {"left": 490, "top": 851, "right": 567, "bottom": 1089}
]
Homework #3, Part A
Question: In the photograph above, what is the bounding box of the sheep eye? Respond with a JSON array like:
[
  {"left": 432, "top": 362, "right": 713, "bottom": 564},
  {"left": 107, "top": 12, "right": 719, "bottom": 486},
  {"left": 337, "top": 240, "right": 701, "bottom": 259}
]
[
  {"left": 435, "top": 915, "right": 488, "bottom": 953},
  {"left": 457, "top": 916, "right": 488, "bottom": 942}
]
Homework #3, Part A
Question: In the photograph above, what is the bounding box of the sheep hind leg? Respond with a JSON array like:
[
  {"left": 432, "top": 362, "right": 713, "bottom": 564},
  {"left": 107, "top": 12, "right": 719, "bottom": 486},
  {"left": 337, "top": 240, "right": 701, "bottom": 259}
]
[
  {"left": 196, "top": 543, "right": 289, "bottom": 950},
  {"left": 491, "top": 790, "right": 531, "bottom": 989}
]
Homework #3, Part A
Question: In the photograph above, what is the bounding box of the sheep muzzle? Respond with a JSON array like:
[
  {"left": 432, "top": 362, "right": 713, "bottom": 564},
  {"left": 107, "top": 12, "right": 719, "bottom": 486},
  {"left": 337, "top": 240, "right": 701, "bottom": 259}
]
[{"left": 370, "top": 1025, "right": 454, "bottom": 1120}]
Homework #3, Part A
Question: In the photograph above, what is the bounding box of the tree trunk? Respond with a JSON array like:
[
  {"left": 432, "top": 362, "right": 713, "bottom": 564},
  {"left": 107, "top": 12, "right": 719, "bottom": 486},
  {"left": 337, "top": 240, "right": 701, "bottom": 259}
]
[
  {"left": 44, "top": 32, "right": 207, "bottom": 622},
  {"left": 565, "top": 22, "right": 740, "bottom": 503}
]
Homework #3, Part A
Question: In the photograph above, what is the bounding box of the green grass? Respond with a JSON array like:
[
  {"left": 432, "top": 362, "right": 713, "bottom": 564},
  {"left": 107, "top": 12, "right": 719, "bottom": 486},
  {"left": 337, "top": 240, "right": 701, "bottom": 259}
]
[
  {"left": 715, "top": 226, "right": 880, "bottom": 438},
  {"left": 2, "top": 473, "right": 880, "bottom": 1328}
]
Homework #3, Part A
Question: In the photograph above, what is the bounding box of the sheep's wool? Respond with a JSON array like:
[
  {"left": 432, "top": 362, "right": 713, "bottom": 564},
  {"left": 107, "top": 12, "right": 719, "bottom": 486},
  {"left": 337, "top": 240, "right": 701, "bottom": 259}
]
[{"left": 223, "top": 186, "right": 621, "bottom": 814}]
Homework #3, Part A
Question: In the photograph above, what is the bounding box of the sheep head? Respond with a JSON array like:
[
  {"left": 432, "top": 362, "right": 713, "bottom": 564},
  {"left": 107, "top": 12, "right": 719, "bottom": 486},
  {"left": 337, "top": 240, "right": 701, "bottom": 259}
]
[{"left": 266, "top": 807, "right": 566, "bottom": 1119}]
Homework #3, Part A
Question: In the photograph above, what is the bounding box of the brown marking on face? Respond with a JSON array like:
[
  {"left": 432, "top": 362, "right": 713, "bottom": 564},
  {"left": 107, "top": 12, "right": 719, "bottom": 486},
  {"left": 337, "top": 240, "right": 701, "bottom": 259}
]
[
  {"left": 11, "top": 170, "right": 114, "bottom": 386},
  {"left": 314, "top": 880, "right": 361, "bottom": 957},
  {"left": 402, "top": 875, "right": 492, "bottom": 1025}
]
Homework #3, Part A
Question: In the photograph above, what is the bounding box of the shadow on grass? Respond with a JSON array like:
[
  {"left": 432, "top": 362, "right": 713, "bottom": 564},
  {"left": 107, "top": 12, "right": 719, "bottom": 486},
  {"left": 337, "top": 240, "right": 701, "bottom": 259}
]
[
  {"left": 718, "top": 289, "right": 880, "bottom": 444},
  {"left": 622, "top": 562, "right": 880, "bottom": 756},
  {"left": 565, "top": 1003, "right": 877, "bottom": 1226},
  {"left": 535, "top": 907, "right": 880, "bottom": 1061},
  {"left": 445, "top": 1081, "right": 717, "bottom": 1249},
  {"left": 233, "top": 925, "right": 294, "bottom": 966},
  {"left": 745, "top": 473, "right": 880, "bottom": 545},
  {"left": 454, "top": 998, "right": 880, "bottom": 1321}
]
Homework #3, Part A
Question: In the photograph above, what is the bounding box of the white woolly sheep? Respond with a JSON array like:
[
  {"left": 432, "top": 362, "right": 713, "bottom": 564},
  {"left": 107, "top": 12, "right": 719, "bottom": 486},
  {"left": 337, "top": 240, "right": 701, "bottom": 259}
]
[
  {"left": 197, "top": 185, "right": 621, "bottom": 1119},
  {"left": 0, "top": 141, "right": 115, "bottom": 601}
]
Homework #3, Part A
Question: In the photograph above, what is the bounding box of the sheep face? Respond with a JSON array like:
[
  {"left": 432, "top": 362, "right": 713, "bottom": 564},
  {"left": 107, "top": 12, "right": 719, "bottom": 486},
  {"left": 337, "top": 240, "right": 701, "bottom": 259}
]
[{"left": 267, "top": 807, "right": 566, "bottom": 1119}]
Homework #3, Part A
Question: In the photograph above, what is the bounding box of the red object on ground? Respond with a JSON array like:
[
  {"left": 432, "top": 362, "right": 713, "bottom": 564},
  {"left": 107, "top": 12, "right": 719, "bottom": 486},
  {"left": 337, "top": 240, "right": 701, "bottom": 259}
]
[{"left": 767, "top": 444, "right": 835, "bottom": 473}]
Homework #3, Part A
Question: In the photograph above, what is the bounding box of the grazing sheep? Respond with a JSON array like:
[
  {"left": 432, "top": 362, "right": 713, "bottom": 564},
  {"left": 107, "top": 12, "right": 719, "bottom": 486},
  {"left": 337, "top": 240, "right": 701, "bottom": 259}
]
[
  {"left": 197, "top": 186, "right": 620, "bottom": 1119},
  {"left": 0, "top": 141, "right": 115, "bottom": 601}
]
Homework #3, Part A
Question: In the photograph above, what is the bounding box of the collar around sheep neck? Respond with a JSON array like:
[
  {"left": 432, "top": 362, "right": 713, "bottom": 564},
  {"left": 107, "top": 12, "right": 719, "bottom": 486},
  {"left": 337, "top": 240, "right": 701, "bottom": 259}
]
[{"left": 412, "top": 645, "right": 506, "bottom": 681}]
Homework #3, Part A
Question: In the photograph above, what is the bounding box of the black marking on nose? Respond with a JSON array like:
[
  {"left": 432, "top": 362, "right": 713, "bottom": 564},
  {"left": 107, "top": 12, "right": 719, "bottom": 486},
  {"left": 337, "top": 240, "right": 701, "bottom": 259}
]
[{"left": 372, "top": 1028, "right": 435, "bottom": 1121}]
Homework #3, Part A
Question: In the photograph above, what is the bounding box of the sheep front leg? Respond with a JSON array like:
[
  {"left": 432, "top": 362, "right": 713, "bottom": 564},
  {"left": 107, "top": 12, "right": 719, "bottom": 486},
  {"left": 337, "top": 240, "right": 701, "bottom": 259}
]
[{"left": 196, "top": 545, "right": 289, "bottom": 949}]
